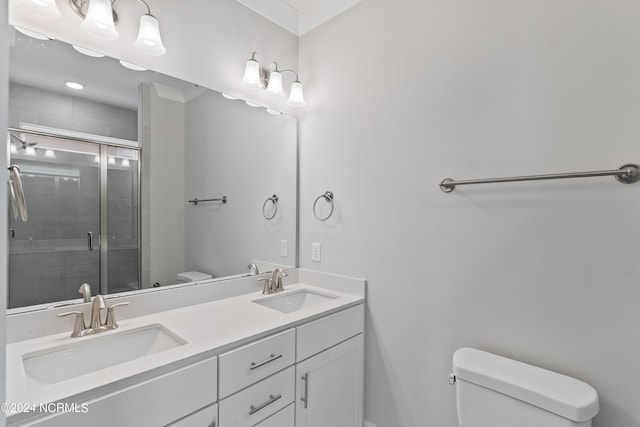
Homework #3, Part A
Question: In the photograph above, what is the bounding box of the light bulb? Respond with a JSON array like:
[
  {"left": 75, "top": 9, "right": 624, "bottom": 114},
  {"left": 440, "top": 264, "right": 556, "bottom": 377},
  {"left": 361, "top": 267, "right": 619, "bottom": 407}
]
[
  {"left": 241, "top": 58, "right": 262, "bottom": 89},
  {"left": 81, "top": 0, "right": 119, "bottom": 40},
  {"left": 15, "top": 0, "right": 61, "bottom": 19},
  {"left": 134, "top": 15, "right": 166, "bottom": 56},
  {"left": 65, "top": 81, "right": 84, "bottom": 90},
  {"left": 287, "top": 81, "right": 306, "bottom": 108},
  {"left": 266, "top": 70, "right": 284, "bottom": 97}
]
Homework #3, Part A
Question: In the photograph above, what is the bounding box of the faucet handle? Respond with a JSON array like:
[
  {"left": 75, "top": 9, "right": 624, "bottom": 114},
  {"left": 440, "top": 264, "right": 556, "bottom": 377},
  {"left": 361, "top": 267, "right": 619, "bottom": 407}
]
[
  {"left": 257, "top": 277, "right": 273, "bottom": 295},
  {"left": 104, "top": 302, "right": 130, "bottom": 329},
  {"left": 57, "top": 311, "right": 87, "bottom": 338}
]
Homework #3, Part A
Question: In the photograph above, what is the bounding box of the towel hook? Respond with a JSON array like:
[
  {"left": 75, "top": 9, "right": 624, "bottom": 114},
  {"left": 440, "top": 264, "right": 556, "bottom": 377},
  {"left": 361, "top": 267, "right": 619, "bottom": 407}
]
[
  {"left": 263, "top": 194, "right": 278, "bottom": 220},
  {"left": 313, "top": 191, "right": 334, "bottom": 221}
]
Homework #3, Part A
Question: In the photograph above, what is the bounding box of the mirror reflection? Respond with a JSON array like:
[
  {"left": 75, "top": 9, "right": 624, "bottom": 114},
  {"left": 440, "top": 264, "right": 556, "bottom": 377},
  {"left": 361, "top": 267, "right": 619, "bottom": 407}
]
[{"left": 7, "top": 31, "right": 297, "bottom": 311}]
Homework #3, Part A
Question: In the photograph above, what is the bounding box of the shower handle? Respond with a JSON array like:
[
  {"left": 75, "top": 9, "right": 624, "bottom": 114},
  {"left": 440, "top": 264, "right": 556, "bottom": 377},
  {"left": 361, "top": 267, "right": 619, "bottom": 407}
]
[{"left": 88, "top": 232, "right": 93, "bottom": 251}]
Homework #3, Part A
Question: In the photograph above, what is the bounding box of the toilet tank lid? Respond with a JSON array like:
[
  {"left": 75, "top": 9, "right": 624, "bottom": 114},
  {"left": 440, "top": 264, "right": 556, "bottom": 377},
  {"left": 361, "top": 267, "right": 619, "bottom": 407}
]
[
  {"left": 452, "top": 348, "right": 599, "bottom": 422},
  {"left": 177, "top": 271, "right": 213, "bottom": 281}
]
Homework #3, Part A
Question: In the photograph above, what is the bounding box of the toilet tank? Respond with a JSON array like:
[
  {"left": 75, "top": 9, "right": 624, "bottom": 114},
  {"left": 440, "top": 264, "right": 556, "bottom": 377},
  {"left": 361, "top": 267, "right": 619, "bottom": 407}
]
[
  {"left": 176, "top": 271, "right": 213, "bottom": 283},
  {"left": 452, "top": 348, "right": 599, "bottom": 427}
]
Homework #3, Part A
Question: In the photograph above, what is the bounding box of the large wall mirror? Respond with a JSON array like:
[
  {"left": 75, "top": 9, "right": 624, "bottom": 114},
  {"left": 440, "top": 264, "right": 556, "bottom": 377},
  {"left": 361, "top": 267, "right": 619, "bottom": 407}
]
[{"left": 7, "top": 29, "right": 297, "bottom": 312}]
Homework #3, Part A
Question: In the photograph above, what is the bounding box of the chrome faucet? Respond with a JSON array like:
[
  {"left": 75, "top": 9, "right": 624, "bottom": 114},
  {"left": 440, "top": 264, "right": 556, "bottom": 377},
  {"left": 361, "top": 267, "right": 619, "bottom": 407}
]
[
  {"left": 270, "top": 268, "right": 288, "bottom": 293},
  {"left": 248, "top": 263, "right": 259, "bottom": 275},
  {"left": 79, "top": 283, "right": 91, "bottom": 303},
  {"left": 57, "top": 295, "right": 130, "bottom": 338}
]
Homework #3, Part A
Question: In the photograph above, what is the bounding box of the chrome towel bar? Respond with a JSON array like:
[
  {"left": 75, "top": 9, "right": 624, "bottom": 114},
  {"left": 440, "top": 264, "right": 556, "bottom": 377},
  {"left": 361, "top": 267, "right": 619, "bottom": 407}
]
[
  {"left": 189, "top": 196, "right": 227, "bottom": 205},
  {"left": 440, "top": 163, "right": 640, "bottom": 193}
]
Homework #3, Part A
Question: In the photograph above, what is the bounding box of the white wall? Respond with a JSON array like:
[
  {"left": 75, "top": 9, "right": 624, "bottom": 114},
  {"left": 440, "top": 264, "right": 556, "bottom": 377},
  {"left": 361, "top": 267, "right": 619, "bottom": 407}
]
[
  {"left": 0, "top": 0, "right": 8, "bottom": 424},
  {"left": 298, "top": 0, "right": 640, "bottom": 426}
]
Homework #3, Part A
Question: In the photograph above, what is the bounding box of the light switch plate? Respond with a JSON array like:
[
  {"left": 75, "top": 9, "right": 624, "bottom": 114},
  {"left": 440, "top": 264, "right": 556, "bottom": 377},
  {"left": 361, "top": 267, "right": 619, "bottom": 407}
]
[
  {"left": 311, "top": 242, "right": 321, "bottom": 262},
  {"left": 280, "top": 240, "right": 288, "bottom": 257}
]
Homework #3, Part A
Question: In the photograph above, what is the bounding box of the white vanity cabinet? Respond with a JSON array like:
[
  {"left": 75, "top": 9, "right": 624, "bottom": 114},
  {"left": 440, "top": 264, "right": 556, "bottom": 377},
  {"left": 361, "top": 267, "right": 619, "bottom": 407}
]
[
  {"left": 167, "top": 403, "right": 218, "bottom": 427},
  {"left": 295, "top": 305, "right": 365, "bottom": 427}
]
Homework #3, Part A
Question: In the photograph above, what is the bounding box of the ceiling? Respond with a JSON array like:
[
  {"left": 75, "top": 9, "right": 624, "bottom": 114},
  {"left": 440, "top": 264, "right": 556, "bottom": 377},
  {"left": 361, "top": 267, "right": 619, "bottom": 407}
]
[{"left": 235, "top": 0, "right": 363, "bottom": 36}]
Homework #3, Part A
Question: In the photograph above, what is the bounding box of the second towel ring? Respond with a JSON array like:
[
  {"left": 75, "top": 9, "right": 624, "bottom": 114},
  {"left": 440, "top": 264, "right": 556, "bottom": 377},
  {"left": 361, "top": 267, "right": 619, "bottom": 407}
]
[
  {"left": 313, "top": 191, "right": 334, "bottom": 221},
  {"left": 263, "top": 194, "right": 279, "bottom": 220}
]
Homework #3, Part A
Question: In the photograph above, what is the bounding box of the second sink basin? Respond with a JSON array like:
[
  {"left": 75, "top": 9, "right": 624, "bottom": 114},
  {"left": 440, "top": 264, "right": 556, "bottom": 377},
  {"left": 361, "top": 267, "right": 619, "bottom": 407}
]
[
  {"left": 253, "top": 289, "right": 337, "bottom": 313},
  {"left": 23, "top": 324, "right": 186, "bottom": 385}
]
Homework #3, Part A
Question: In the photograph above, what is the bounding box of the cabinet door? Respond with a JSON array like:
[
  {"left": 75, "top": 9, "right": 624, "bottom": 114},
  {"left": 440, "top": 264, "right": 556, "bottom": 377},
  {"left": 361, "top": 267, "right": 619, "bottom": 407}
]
[
  {"left": 295, "top": 334, "right": 364, "bottom": 427},
  {"left": 166, "top": 403, "right": 217, "bottom": 427}
]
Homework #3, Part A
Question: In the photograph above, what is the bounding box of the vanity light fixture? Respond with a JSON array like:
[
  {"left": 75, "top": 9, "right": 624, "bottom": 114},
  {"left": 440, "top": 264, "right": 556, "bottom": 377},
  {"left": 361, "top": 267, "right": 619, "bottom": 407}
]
[
  {"left": 222, "top": 93, "right": 239, "bottom": 100},
  {"left": 15, "top": 0, "right": 61, "bottom": 19},
  {"left": 44, "top": 149, "right": 57, "bottom": 159},
  {"left": 119, "top": 60, "right": 148, "bottom": 71},
  {"left": 121, "top": 158, "right": 130, "bottom": 167},
  {"left": 69, "top": 0, "right": 166, "bottom": 55},
  {"left": 241, "top": 52, "right": 306, "bottom": 108},
  {"left": 72, "top": 44, "right": 106, "bottom": 57},
  {"left": 14, "top": 26, "right": 51, "bottom": 40}
]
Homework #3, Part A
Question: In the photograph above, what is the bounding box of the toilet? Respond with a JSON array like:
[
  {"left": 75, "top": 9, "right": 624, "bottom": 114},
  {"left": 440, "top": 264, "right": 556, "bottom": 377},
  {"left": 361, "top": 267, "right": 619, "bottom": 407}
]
[
  {"left": 176, "top": 271, "right": 213, "bottom": 283},
  {"left": 451, "top": 348, "right": 599, "bottom": 427}
]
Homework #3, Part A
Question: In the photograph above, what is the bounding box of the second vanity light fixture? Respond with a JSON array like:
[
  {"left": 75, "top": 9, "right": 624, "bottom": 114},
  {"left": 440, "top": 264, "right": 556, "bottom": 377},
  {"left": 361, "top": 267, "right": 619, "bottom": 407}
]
[
  {"left": 14, "top": 0, "right": 166, "bottom": 56},
  {"left": 242, "top": 52, "right": 306, "bottom": 108}
]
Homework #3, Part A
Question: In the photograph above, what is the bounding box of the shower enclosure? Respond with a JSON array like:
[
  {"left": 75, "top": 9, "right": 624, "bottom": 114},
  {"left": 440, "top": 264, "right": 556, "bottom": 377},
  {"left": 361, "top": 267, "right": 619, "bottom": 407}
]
[{"left": 7, "top": 129, "right": 140, "bottom": 309}]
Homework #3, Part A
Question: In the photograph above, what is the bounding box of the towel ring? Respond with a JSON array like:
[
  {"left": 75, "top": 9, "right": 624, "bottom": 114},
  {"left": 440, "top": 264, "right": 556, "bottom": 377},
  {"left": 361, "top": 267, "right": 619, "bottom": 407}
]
[
  {"left": 263, "top": 194, "right": 278, "bottom": 220},
  {"left": 313, "top": 191, "right": 334, "bottom": 221}
]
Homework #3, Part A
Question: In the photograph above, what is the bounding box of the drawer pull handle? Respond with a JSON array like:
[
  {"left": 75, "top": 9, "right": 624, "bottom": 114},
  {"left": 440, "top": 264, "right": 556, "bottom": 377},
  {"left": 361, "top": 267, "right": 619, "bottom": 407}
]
[
  {"left": 249, "top": 353, "right": 283, "bottom": 371},
  {"left": 301, "top": 373, "right": 309, "bottom": 409},
  {"left": 248, "top": 393, "right": 282, "bottom": 415}
]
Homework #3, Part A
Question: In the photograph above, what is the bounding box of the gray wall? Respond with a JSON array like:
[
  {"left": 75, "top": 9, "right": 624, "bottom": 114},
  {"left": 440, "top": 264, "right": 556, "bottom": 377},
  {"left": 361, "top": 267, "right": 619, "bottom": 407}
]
[
  {"left": 184, "top": 91, "right": 297, "bottom": 278},
  {"left": 299, "top": 0, "right": 640, "bottom": 426},
  {"left": 9, "top": 83, "right": 137, "bottom": 140}
]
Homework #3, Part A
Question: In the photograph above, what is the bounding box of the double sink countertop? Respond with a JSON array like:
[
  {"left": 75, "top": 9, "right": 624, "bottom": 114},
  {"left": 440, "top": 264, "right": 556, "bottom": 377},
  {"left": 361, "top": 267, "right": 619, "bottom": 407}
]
[{"left": 6, "top": 279, "right": 364, "bottom": 422}]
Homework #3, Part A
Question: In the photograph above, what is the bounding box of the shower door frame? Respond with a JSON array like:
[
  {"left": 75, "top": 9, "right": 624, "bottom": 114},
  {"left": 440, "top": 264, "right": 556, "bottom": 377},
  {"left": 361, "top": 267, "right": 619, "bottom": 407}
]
[{"left": 8, "top": 125, "right": 142, "bottom": 299}]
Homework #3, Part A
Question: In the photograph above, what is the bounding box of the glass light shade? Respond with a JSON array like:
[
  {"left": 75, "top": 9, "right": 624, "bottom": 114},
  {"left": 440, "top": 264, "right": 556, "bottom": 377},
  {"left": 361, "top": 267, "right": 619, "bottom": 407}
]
[
  {"left": 81, "top": 0, "right": 119, "bottom": 40},
  {"left": 15, "top": 26, "right": 50, "bottom": 40},
  {"left": 242, "top": 59, "right": 262, "bottom": 89},
  {"left": 10, "top": 143, "right": 18, "bottom": 154},
  {"left": 94, "top": 155, "right": 100, "bottom": 163},
  {"left": 222, "top": 93, "right": 239, "bottom": 100},
  {"left": 107, "top": 156, "right": 116, "bottom": 165},
  {"left": 119, "top": 60, "right": 147, "bottom": 71},
  {"left": 266, "top": 70, "right": 284, "bottom": 97},
  {"left": 121, "top": 158, "right": 130, "bottom": 168},
  {"left": 287, "top": 81, "right": 306, "bottom": 108},
  {"left": 25, "top": 146, "right": 37, "bottom": 157},
  {"left": 15, "top": 0, "right": 61, "bottom": 19},
  {"left": 134, "top": 14, "right": 166, "bottom": 56},
  {"left": 72, "top": 45, "right": 105, "bottom": 57},
  {"left": 44, "top": 149, "right": 56, "bottom": 159}
]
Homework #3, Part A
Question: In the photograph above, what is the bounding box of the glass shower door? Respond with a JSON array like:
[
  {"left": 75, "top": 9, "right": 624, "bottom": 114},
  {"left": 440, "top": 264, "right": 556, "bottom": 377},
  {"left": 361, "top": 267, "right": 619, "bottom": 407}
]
[{"left": 8, "top": 134, "right": 101, "bottom": 308}]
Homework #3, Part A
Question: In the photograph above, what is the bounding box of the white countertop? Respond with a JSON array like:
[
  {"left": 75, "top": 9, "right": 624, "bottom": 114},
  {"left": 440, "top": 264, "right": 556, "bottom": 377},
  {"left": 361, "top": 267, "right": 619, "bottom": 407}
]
[{"left": 6, "top": 281, "right": 364, "bottom": 422}]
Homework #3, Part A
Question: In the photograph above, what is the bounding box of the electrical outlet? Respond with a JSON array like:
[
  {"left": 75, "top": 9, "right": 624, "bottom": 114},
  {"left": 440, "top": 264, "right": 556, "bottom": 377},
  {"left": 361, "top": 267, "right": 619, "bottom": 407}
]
[
  {"left": 311, "top": 242, "right": 321, "bottom": 262},
  {"left": 280, "top": 240, "right": 288, "bottom": 257}
]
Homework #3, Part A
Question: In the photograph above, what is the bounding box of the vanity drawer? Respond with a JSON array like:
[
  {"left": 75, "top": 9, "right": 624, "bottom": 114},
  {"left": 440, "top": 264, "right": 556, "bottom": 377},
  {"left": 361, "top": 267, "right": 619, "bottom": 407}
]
[
  {"left": 297, "top": 304, "right": 364, "bottom": 361},
  {"left": 167, "top": 402, "right": 217, "bottom": 427},
  {"left": 218, "top": 328, "right": 295, "bottom": 398},
  {"left": 218, "top": 366, "right": 294, "bottom": 427},
  {"left": 23, "top": 357, "right": 218, "bottom": 427},
  {"left": 254, "top": 403, "right": 294, "bottom": 427}
]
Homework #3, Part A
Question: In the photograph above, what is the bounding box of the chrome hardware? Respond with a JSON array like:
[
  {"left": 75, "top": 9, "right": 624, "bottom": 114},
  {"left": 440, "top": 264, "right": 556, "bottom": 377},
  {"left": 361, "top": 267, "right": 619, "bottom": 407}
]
[
  {"left": 56, "top": 311, "right": 88, "bottom": 338},
  {"left": 207, "top": 420, "right": 216, "bottom": 427},
  {"left": 104, "top": 302, "right": 130, "bottom": 329},
  {"left": 301, "top": 373, "right": 309, "bottom": 408},
  {"left": 440, "top": 163, "right": 640, "bottom": 193},
  {"left": 313, "top": 191, "right": 334, "bottom": 221},
  {"left": 79, "top": 283, "right": 91, "bottom": 303},
  {"left": 87, "top": 231, "right": 94, "bottom": 250},
  {"left": 248, "top": 263, "right": 259, "bottom": 275},
  {"left": 58, "top": 294, "right": 130, "bottom": 337},
  {"left": 9, "top": 228, "right": 14, "bottom": 239},
  {"left": 248, "top": 394, "right": 282, "bottom": 415},
  {"left": 270, "top": 268, "right": 288, "bottom": 293},
  {"left": 8, "top": 165, "right": 28, "bottom": 222},
  {"left": 449, "top": 372, "right": 456, "bottom": 385},
  {"left": 263, "top": 194, "right": 278, "bottom": 220},
  {"left": 257, "top": 277, "right": 273, "bottom": 295},
  {"left": 89, "top": 295, "right": 106, "bottom": 331},
  {"left": 250, "top": 353, "right": 283, "bottom": 371},
  {"left": 189, "top": 196, "right": 227, "bottom": 205}
]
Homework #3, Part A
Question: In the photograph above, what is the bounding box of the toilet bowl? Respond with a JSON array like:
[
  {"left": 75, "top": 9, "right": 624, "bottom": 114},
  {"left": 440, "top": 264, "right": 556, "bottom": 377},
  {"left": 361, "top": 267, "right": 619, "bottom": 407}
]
[
  {"left": 176, "top": 271, "right": 213, "bottom": 283},
  {"left": 451, "top": 348, "right": 599, "bottom": 427}
]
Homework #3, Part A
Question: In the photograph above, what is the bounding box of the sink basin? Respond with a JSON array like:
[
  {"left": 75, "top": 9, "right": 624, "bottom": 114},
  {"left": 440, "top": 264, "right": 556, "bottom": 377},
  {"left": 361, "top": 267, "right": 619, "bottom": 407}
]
[
  {"left": 23, "top": 324, "right": 186, "bottom": 385},
  {"left": 253, "top": 289, "right": 337, "bottom": 314}
]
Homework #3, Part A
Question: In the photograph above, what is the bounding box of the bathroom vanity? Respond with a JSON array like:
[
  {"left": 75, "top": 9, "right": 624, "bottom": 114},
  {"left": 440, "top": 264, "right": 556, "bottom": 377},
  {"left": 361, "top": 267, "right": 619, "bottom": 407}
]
[{"left": 5, "top": 271, "right": 365, "bottom": 427}]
